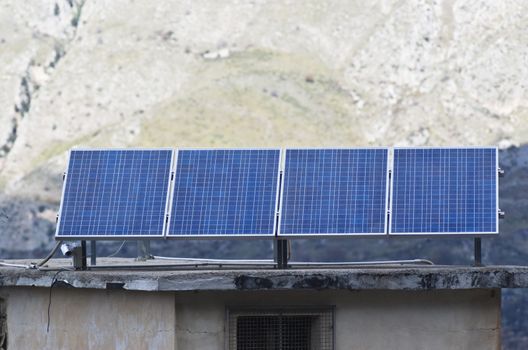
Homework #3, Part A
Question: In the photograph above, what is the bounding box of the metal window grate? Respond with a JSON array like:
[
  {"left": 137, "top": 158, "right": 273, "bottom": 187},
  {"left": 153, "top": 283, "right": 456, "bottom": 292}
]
[{"left": 228, "top": 307, "right": 334, "bottom": 350}]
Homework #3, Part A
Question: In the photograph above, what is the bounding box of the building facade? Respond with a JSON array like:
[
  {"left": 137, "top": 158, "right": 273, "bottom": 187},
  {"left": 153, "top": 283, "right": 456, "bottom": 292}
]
[{"left": 1, "top": 262, "right": 527, "bottom": 349}]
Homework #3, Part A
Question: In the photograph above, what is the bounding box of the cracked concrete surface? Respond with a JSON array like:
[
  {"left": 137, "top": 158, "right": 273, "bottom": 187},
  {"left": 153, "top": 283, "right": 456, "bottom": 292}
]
[
  {"left": 1, "top": 259, "right": 528, "bottom": 292},
  {"left": 0, "top": 285, "right": 500, "bottom": 350}
]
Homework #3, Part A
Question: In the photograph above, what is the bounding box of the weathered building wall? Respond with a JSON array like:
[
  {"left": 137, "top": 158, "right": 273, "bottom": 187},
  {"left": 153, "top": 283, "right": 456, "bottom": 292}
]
[
  {"left": 0, "top": 287, "right": 175, "bottom": 350},
  {"left": 0, "top": 287, "right": 500, "bottom": 350}
]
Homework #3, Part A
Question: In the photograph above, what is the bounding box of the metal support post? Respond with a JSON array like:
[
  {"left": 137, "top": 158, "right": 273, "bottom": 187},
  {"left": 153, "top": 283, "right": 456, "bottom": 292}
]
[
  {"left": 474, "top": 237, "right": 482, "bottom": 267},
  {"left": 90, "top": 241, "right": 97, "bottom": 266},
  {"left": 136, "top": 240, "right": 151, "bottom": 261},
  {"left": 73, "top": 241, "right": 88, "bottom": 270},
  {"left": 273, "top": 168, "right": 287, "bottom": 269},
  {"left": 81, "top": 241, "right": 87, "bottom": 270},
  {"left": 275, "top": 239, "right": 289, "bottom": 269}
]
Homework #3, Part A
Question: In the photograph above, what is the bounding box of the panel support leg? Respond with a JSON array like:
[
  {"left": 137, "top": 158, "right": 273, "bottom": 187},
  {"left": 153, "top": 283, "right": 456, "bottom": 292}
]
[
  {"left": 73, "top": 241, "right": 88, "bottom": 270},
  {"left": 90, "top": 241, "right": 97, "bottom": 266},
  {"left": 136, "top": 240, "right": 151, "bottom": 261},
  {"left": 275, "top": 239, "right": 289, "bottom": 269},
  {"left": 474, "top": 237, "right": 482, "bottom": 267}
]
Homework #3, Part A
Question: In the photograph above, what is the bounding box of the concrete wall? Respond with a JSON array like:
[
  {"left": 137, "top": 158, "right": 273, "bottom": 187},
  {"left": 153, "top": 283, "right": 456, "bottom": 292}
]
[
  {"left": 0, "top": 287, "right": 500, "bottom": 350},
  {"left": 0, "top": 288, "right": 175, "bottom": 350}
]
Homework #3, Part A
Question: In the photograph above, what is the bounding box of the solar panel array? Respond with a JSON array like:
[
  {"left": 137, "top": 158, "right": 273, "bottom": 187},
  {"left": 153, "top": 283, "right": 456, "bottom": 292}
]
[
  {"left": 168, "top": 149, "right": 280, "bottom": 237},
  {"left": 56, "top": 147, "right": 499, "bottom": 240},
  {"left": 56, "top": 149, "right": 173, "bottom": 238},
  {"left": 390, "top": 148, "right": 498, "bottom": 235},
  {"left": 279, "top": 149, "right": 389, "bottom": 236}
]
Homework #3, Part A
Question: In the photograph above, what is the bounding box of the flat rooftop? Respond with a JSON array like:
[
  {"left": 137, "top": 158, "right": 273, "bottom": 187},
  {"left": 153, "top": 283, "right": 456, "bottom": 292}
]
[{"left": 1, "top": 258, "right": 528, "bottom": 292}]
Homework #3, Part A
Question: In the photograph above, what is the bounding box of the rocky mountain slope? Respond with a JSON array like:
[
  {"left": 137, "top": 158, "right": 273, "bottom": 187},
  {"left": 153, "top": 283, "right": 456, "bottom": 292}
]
[
  {"left": 0, "top": 0, "right": 527, "bottom": 254},
  {"left": 0, "top": 0, "right": 527, "bottom": 348}
]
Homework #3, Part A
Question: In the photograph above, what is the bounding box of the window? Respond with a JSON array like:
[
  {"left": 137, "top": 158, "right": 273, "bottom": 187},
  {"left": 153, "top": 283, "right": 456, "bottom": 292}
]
[{"left": 227, "top": 307, "right": 334, "bottom": 350}]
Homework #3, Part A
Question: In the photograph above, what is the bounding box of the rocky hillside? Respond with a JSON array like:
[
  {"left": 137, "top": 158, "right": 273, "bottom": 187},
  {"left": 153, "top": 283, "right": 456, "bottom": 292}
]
[
  {"left": 0, "top": 0, "right": 527, "bottom": 348},
  {"left": 0, "top": 0, "right": 527, "bottom": 254}
]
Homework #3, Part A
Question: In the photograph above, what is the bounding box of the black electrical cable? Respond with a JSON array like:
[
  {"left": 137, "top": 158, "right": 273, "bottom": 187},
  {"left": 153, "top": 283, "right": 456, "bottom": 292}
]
[
  {"left": 47, "top": 270, "right": 67, "bottom": 333},
  {"left": 36, "top": 241, "right": 62, "bottom": 268}
]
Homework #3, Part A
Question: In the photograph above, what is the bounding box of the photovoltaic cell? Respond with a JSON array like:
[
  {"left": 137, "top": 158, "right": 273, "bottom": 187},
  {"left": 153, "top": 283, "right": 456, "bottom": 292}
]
[
  {"left": 56, "top": 149, "right": 173, "bottom": 238},
  {"left": 390, "top": 147, "right": 498, "bottom": 235},
  {"left": 279, "top": 149, "right": 389, "bottom": 236},
  {"left": 168, "top": 149, "right": 281, "bottom": 237}
]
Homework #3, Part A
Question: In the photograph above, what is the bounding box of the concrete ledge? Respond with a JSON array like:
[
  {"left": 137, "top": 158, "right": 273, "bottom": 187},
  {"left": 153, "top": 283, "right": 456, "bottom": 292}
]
[{"left": 1, "top": 259, "right": 528, "bottom": 292}]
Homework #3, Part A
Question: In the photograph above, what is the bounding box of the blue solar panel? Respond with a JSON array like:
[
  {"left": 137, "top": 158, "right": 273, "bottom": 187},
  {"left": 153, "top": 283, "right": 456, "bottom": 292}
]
[
  {"left": 390, "top": 147, "right": 498, "bottom": 235},
  {"left": 279, "top": 149, "right": 389, "bottom": 236},
  {"left": 168, "top": 149, "right": 281, "bottom": 237},
  {"left": 56, "top": 149, "right": 173, "bottom": 238}
]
